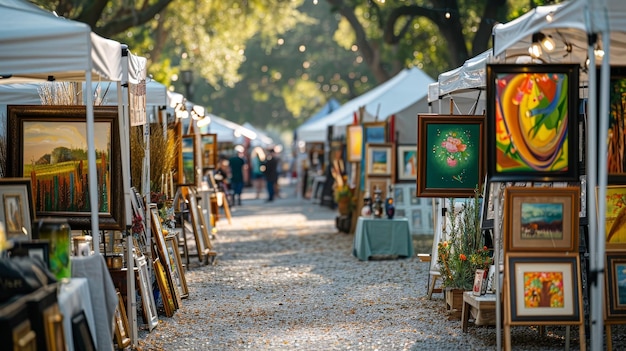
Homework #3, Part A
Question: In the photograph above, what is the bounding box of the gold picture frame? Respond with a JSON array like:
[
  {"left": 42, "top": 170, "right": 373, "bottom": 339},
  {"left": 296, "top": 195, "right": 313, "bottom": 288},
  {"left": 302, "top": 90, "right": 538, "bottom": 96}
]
[
  {"left": 166, "top": 234, "right": 189, "bottom": 298},
  {"left": 153, "top": 257, "right": 176, "bottom": 317},
  {"left": 114, "top": 291, "right": 131, "bottom": 349}
]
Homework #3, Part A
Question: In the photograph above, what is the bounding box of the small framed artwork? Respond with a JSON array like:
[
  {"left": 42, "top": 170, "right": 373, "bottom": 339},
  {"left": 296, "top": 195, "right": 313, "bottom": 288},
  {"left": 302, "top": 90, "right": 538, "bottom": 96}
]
[
  {"left": 135, "top": 253, "right": 158, "bottom": 330},
  {"left": 346, "top": 125, "right": 363, "bottom": 162},
  {"left": 153, "top": 257, "right": 176, "bottom": 317},
  {"left": 8, "top": 240, "right": 50, "bottom": 268},
  {"left": 486, "top": 64, "right": 579, "bottom": 182},
  {"left": 200, "top": 133, "right": 217, "bottom": 169},
  {"left": 366, "top": 176, "right": 391, "bottom": 200},
  {"left": 149, "top": 204, "right": 172, "bottom": 275},
  {"left": 397, "top": 145, "right": 418, "bottom": 182},
  {"left": 598, "top": 185, "right": 626, "bottom": 249},
  {"left": 187, "top": 191, "right": 210, "bottom": 261},
  {"left": 504, "top": 186, "right": 579, "bottom": 252},
  {"left": 395, "top": 209, "right": 406, "bottom": 219},
  {"left": 480, "top": 177, "right": 504, "bottom": 230},
  {"left": 0, "top": 178, "right": 35, "bottom": 240},
  {"left": 506, "top": 252, "right": 582, "bottom": 324},
  {"left": 393, "top": 185, "right": 405, "bottom": 207},
  {"left": 416, "top": 114, "right": 485, "bottom": 198},
  {"left": 485, "top": 264, "right": 497, "bottom": 293},
  {"left": 473, "top": 269, "right": 487, "bottom": 296},
  {"left": 180, "top": 134, "right": 197, "bottom": 185},
  {"left": 7, "top": 105, "right": 124, "bottom": 230},
  {"left": 605, "top": 251, "right": 626, "bottom": 320},
  {"left": 366, "top": 143, "right": 393, "bottom": 177},
  {"left": 113, "top": 291, "right": 131, "bottom": 349},
  {"left": 166, "top": 234, "right": 189, "bottom": 299},
  {"left": 71, "top": 310, "right": 96, "bottom": 351},
  {"left": 409, "top": 186, "right": 419, "bottom": 205},
  {"left": 363, "top": 121, "right": 387, "bottom": 143}
]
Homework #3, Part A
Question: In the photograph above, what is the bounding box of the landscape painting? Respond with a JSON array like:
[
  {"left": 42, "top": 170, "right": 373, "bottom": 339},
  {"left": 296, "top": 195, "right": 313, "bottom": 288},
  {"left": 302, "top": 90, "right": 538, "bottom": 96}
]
[
  {"left": 520, "top": 202, "right": 564, "bottom": 240},
  {"left": 8, "top": 105, "right": 124, "bottom": 230}
]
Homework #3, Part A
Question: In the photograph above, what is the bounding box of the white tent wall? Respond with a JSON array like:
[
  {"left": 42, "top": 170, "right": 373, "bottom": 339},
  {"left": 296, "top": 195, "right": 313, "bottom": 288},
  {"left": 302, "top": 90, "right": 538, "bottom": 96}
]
[
  {"left": 297, "top": 67, "right": 434, "bottom": 143},
  {"left": 490, "top": 0, "right": 626, "bottom": 348}
]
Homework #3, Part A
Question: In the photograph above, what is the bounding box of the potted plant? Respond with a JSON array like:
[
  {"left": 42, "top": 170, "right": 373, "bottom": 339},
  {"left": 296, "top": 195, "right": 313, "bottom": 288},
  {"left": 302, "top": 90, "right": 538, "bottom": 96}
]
[
  {"left": 334, "top": 182, "right": 354, "bottom": 216},
  {"left": 437, "top": 188, "right": 492, "bottom": 318}
]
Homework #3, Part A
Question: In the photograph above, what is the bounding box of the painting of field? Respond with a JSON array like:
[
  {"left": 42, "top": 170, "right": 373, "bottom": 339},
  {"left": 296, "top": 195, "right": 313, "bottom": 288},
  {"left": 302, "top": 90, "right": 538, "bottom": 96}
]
[
  {"left": 520, "top": 202, "right": 564, "bottom": 240},
  {"left": 23, "top": 121, "right": 112, "bottom": 214}
]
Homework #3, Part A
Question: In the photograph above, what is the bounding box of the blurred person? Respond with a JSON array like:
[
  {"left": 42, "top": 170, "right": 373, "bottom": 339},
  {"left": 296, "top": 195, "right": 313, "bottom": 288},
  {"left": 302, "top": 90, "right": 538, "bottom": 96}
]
[
  {"left": 229, "top": 145, "right": 246, "bottom": 206},
  {"left": 264, "top": 148, "right": 279, "bottom": 202},
  {"left": 250, "top": 146, "right": 266, "bottom": 199},
  {"left": 213, "top": 157, "right": 231, "bottom": 195}
]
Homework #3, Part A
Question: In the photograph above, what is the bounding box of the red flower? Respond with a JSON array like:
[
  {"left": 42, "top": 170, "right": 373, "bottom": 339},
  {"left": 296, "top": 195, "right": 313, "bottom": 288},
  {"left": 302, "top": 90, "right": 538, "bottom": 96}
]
[{"left": 459, "top": 254, "right": 467, "bottom": 261}]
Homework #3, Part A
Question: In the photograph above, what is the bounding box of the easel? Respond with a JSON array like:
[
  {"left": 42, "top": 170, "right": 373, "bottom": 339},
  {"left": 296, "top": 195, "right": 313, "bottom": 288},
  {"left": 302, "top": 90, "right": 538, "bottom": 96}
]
[{"left": 207, "top": 172, "right": 231, "bottom": 225}]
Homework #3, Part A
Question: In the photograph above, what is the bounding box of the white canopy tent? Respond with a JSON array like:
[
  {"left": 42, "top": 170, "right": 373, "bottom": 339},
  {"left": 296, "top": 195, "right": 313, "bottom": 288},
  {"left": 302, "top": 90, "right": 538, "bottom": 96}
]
[
  {"left": 0, "top": 0, "right": 122, "bottom": 244},
  {"left": 491, "top": 0, "right": 626, "bottom": 348},
  {"left": 297, "top": 67, "right": 434, "bottom": 143}
]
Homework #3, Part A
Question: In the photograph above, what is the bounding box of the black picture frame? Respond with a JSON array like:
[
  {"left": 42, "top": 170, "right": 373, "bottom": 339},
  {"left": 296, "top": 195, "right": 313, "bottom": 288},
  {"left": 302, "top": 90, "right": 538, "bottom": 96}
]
[
  {"left": 486, "top": 64, "right": 579, "bottom": 182},
  {"left": 8, "top": 240, "right": 50, "bottom": 269},
  {"left": 71, "top": 310, "right": 96, "bottom": 351},
  {"left": 600, "top": 66, "right": 626, "bottom": 184}
]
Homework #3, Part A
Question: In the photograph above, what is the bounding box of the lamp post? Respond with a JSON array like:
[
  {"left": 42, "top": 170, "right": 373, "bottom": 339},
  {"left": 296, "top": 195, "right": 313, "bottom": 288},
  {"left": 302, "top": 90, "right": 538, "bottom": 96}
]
[{"left": 181, "top": 69, "right": 193, "bottom": 101}]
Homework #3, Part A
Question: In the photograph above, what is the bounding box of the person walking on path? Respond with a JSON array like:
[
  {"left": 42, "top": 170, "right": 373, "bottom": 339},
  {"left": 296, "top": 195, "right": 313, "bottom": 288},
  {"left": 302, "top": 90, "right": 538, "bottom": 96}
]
[
  {"left": 250, "top": 146, "right": 266, "bottom": 199},
  {"left": 263, "top": 148, "right": 279, "bottom": 202},
  {"left": 229, "top": 145, "right": 246, "bottom": 206}
]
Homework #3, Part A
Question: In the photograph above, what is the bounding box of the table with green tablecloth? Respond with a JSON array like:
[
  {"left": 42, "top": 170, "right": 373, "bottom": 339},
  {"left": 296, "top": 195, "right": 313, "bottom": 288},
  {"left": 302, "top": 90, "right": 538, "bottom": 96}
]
[{"left": 352, "top": 217, "right": 414, "bottom": 261}]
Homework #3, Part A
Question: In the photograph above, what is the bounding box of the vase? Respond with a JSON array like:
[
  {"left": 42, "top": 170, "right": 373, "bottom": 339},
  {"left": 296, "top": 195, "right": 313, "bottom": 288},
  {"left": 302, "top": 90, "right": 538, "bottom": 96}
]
[
  {"left": 35, "top": 218, "right": 72, "bottom": 281},
  {"left": 444, "top": 288, "right": 465, "bottom": 320}
]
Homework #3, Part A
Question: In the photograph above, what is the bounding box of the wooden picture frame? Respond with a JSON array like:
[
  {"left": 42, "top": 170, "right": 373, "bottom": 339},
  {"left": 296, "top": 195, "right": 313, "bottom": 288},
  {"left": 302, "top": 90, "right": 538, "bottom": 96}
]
[
  {"left": 599, "top": 185, "right": 626, "bottom": 249},
  {"left": 605, "top": 251, "right": 626, "bottom": 320},
  {"left": 396, "top": 145, "right": 418, "bottom": 182},
  {"left": 473, "top": 269, "right": 487, "bottom": 296},
  {"left": 149, "top": 204, "right": 172, "bottom": 275},
  {"left": 485, "top": 264, "right": 497, "bottom": 293},
  {"left": 7, "top": 105, "right": 124, "bottom": 230},
  {"left": 200, "top": 133, "right": 218, "bottom": 170},
  {"left": 8, "top": 240, "right": 50, "bottom": 269},
  {"left": 601, "top": 66, "right": 626, "bottom": 184},
  {"left": 503, "top": 186, "right": 579, "bottom": 252},
  {"left": 187, "top": 191, "right": 207, "bottom": 262},
  {"left": 506, "top": 252, "right": 582, "bottom": 324},
  {"left": 180, "top": 134, "right": 197, "bottom": 186},
  {"left": 416, "top": 114, "right": 485, "bottom": 197},
  {"left": 346, "top": 125, "right": 363, "bottom": 162},
  {"left": 71, "top": 310, "right": 96, "bottom": 351},
  {"left": 165, "top": 234, "right": 189, "bottom": 299},
  {"left": 134, "top": 253, "right": 158, "bottom": 331},
  {"left": 113, "top": 291, "right": 131, "bottom": 349},
  {"left": 129, "top": 187, "right": 148, "bottom": 254},
  {"left": 363, "top": 121, "right": 387, "bottom": 143},
  {"left": 366, "top": 143, "right": 393, "bottom": 177},
  {"left": 153, "top": 257, "right": 176, "bottom": 317},
  {"left": 0, "top": 178, "right": 35, "bottom": 240},
  {"left": 486, "top": 64, "right": 579, "bottom": 182}
]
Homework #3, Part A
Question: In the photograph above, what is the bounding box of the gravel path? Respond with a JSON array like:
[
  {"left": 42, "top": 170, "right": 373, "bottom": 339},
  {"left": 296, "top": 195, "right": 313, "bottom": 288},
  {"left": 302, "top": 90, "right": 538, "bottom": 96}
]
[{"left": 136, "top": 180, "right": 624, "bottom": 351}]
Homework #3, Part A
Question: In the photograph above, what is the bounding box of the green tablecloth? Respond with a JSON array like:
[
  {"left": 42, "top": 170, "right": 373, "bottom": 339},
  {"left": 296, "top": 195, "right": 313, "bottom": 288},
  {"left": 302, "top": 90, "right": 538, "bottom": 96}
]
[{"left": 352, "top": 217, "right": 414, "bottom": 261}]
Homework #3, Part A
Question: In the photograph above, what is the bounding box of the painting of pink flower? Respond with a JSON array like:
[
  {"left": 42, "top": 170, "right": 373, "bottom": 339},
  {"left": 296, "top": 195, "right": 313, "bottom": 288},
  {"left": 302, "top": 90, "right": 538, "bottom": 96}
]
[{"left": 447, "top": 157, "right": 457, "bottom": 167}]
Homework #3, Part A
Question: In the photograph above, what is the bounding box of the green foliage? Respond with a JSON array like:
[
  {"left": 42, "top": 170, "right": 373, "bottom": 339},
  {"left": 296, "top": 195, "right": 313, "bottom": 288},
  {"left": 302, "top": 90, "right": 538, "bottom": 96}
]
[{"left": 437, "top": 189, "right": 491, "bottom": 290}]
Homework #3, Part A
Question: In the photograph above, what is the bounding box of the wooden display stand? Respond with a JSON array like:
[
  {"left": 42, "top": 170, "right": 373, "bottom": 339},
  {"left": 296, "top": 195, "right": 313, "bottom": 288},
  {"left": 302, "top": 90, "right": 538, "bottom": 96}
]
[{"left": 461, "top": 291, "right": 498, "bottom": 332}]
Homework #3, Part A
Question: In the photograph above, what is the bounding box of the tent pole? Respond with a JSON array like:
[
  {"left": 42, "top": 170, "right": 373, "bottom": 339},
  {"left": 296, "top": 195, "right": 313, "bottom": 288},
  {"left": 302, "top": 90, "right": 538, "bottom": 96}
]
[{"left": 85, "top": 69, "right": 100, "bottom": 250}]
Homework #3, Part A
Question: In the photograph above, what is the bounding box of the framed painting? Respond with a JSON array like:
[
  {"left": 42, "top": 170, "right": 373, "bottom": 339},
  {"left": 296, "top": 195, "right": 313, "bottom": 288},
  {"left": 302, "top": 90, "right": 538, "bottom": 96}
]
[
  {"left": 180, "top": 134, "right": 196, "bottom": 186},
  {"left": 503, "top": 186, "right": 579, "bottom": 252},
  {"left": 393, "top": 185, "right": 405, "bottom": 207},
  {"left": 0, "top": 178, "right": 35, "bottom": 240},
  {"left": 397, "top": 145, "right": 418, "bottom": 182},
  {"left": 166, "top": 234, "right": 189, "bottom": 298},
  {"left": 113, "top": 291, "right": 131, "bottom": 349},
  {"left": 346, "top": 125, "right": 363, "bottom": 162},
  {"left": 134, "top": 253, "right": 158, "bottom": 331},
  {"left": 366, "top": 176, "right": 391, "bottom": 200},
  {"left": 486, "top": 64, "right": 579, "bottom": 182},
  {"left": 363, "top": 121, "right": 387, "bottom": 143},
  {"left": 473, "top": 269, "right": 487, "bottom": 296},
  {"left": 416, "top": 114, "right": 485, "bottom": 197},
  {"left": 480, "top": 177, "right": 505, "bottom": 230},
  {"left": 200, "top": 133, "right": 217, "bottom": 170},
  {"left": 7, "top": 105, "right": 124, "bottom": 230},
  {"left": 8, "top": 240, "right": 50, "bottom": 268},
  {"left": 149, "top": 204, "right": 172, "bottom": 276},
  {"left": 601, "top": 66, "right": 626, "bottom": 184},
  {"left": 605, "top": 251, "right": 626, "bottom": 320},
  {"left": 366, "top": 143, "right": 393, "bottom": 177},
  {"left": 187, "top": 191, "right": 209, "bottom": 262},
  {"left": 506, "top": 252, "right": 582, "bottom": 324},
  {"left": 153, "top": 257, "right": 176, "bottom": 317},
  {"left": 71, "top": 310, "right": 96, "bottom": 351},
  {"left": 598, "top": 185, "right": 626, "bottom": 249}
]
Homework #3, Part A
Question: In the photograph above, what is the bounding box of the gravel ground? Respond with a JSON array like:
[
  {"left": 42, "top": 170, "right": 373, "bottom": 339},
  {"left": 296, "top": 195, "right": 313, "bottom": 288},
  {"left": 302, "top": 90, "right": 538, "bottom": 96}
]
[{"left": 136, "top": 179, "right": 625, "bottom": 351}]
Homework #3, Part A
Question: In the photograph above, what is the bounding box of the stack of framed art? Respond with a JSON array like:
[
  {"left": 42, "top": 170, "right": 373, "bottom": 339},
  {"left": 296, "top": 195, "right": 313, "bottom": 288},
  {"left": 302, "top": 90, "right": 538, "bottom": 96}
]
[{"left": 484, "top": 63, "right": 587, "bottom": 350}]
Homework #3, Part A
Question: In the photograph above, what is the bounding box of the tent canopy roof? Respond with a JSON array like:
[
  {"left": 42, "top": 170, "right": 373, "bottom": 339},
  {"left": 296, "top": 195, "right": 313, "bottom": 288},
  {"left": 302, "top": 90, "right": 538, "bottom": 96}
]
[{"left": 0, "top": 0, "right": 122, "bottom": 83}]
